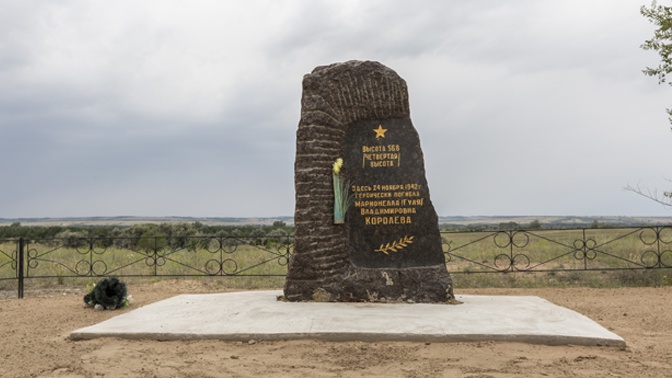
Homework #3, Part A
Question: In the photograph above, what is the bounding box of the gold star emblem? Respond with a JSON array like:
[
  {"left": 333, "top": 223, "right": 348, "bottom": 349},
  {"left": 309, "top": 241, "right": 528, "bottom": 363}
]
[{"left": 373, "top": 124, "right": 388, "bottom": 139}]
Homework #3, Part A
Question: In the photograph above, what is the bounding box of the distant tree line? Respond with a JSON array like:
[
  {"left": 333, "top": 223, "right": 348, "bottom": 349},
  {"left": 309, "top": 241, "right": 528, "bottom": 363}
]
[
  {"left": 441, "top": 219, "right": 617, "bottom": 232},
  {"left": 0, "top": 221, "right": 293, "bottom": 250}
]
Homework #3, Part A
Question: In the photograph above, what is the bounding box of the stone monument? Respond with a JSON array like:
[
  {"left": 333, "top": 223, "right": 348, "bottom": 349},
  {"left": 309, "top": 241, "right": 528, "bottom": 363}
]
[{"left": 284, "top": 60, "right": 454, "bottom": 303}]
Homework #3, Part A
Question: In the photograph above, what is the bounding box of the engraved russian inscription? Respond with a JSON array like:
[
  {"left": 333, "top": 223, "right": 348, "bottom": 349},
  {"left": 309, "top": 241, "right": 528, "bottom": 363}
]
[{"left": 342, "top": 118, "right": 444, "bottom": 269}]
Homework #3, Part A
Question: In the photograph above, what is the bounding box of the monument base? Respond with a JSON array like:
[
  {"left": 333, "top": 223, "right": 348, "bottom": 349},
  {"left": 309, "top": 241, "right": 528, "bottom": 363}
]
[{"left": 285, "top": 265, "right": 453, "bottom": 303}]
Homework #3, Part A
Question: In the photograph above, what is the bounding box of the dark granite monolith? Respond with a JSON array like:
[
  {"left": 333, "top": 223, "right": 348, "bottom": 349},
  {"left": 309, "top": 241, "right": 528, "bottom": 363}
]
[{"left": 283, "top": 60, "right": 454, "bottom": 303}]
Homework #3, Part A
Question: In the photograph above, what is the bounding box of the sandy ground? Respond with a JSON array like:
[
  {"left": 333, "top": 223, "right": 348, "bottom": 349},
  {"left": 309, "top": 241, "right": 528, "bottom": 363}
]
[{"left": 2, "top": 280, "right": 672, "bottom": 378}]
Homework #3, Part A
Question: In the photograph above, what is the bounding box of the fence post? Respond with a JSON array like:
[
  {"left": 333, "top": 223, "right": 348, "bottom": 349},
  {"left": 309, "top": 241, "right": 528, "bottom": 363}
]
[{"left": 18, "top": 238, "right": 24, "bottom": 299}]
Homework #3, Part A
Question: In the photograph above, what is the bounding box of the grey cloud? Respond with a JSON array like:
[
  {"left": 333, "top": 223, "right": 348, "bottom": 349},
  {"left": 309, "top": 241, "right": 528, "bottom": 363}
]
[{"left": 0, "top": 1, "right": 670, "bottom": 218}]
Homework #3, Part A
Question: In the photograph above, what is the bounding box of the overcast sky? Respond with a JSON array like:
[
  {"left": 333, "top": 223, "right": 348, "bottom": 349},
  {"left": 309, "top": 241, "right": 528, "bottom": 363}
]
[{"left": 1, "top": 0, "right": 671, "bottom": 219}]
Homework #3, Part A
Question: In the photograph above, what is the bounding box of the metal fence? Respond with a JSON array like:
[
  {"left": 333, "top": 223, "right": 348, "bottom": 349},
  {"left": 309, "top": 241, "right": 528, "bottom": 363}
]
[
  {"left": 441, "top": 226, "right": 672, "bottom": 273},
  {"left": 0, "top": 233, "right": 293, "bottom": 299},
  {"left": 1, "top": 226, "right": 671, "bottom": 299}
]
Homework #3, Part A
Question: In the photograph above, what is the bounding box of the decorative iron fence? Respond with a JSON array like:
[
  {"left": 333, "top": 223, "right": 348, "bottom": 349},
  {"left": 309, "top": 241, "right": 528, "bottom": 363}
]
[
  {"left": 442, "top": 226, "right": 672, "bottom": 273},
  {"left": 0, "top": 233, "right": 293, "bottom": 299},
  {"left": 1, "top": 226, "right": 671, "bottom": 299}
]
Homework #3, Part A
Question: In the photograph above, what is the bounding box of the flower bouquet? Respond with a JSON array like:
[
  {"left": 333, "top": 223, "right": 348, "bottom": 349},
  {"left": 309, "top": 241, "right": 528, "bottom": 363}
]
[{"left": 83, "top": 277, "right": 132, "bottom": 310}]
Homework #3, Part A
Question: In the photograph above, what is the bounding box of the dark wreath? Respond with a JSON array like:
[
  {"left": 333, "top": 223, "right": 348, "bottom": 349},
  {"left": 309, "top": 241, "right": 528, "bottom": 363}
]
[{"left": 83, "top": 277, "right": 128, "bottom": 310}]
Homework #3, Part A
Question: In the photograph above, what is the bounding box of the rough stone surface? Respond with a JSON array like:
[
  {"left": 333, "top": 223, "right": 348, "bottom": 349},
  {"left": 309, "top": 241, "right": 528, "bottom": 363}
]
[{"left": 284, "top": 60, "right": 453, "bottom": 303}]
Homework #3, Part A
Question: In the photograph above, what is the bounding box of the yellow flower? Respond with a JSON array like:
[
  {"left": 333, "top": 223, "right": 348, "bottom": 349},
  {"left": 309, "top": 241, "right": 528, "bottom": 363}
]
[{"left": 333, "top": 158, "right": 343, "bottom": 175}]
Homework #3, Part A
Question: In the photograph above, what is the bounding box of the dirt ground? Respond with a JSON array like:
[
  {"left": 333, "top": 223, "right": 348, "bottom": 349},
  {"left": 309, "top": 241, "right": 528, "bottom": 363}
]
[{"left": 2, "top": 280, "right": 671, "bottom": 378}]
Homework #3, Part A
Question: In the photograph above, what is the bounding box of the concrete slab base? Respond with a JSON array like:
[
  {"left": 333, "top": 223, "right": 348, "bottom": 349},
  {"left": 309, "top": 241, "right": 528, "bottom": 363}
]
[{"left": 70, "top": 290, "right": 625, "bottom": 347}]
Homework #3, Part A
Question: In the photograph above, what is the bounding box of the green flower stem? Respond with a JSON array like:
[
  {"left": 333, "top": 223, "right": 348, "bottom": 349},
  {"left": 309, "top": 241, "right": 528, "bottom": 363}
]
[{"left": 333, "top": 173, "right": 353, "bottom": 223}]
